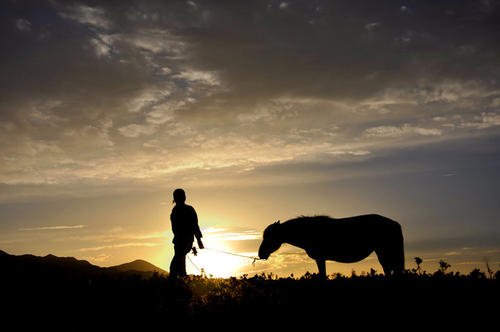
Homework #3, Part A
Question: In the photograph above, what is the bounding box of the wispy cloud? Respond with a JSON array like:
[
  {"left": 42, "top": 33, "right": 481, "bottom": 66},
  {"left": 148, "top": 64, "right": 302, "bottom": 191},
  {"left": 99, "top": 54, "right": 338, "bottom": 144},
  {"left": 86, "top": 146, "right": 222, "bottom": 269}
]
[
  {"left": 459, "top": 112, "right": 500, "bottom": 129},
  {"left": 127, "top": 29, "right": 187, "bottom": 57},
  {"left": 15, "top": 18, "right": 32, "bottom": 32},
  {"left": 19, "top": 225, "right": 86, "bottom": 231},
  {"left": 174, "top": 69, "right": 221, "bottom": 87},
  {"left": 279, "top": 2, "right": 289, "bottom": 10},
  {"left": 59, "top": 5, "right": 110, "bottom": 30},
  {"left": 52, "top": 230, "right": 169, "bottom": 243},
  {"left": 89, "top": 34, "right": 114, "bottom": 58},
  {"left": 118, "top": 123, "right": 157, "bottom": 138},
  {"left": 81, "top": 253, "right": 111, "bottom": 263},
  {"left": 365, "top": 22, "right": 381, "bottom": 32},
  {"left": 78, "top": 242, "right": 161, "bottom": 252},
  {"left": 364, "top": 124, "right": 442, "bottom": 138},
  {"left": 202, "top": 227, "right": 261, "bottom": 241},
  {"left": 126, "top": 85, "right": 173, "bottom": 114}
]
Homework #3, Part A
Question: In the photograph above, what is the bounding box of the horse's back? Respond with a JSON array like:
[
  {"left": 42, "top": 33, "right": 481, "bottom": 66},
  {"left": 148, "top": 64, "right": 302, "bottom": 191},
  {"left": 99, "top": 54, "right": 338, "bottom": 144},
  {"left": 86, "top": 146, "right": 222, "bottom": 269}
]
[
  {"left": 338, "top": 214, "right": 399, "bottom": 225},
  {"left": 282, "top": 214, "right": 404, "bottom": 270},
  {"left": 303, "top": 214, "right": 400, "bottom": 235}
]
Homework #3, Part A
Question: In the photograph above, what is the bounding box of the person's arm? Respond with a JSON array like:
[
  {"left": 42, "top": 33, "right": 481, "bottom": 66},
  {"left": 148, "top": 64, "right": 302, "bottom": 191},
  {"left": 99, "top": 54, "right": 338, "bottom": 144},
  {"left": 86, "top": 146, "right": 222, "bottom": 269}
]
[
  {"left": 170, "top": 209, "right": 178, "bottom": 235},
  {"left": 192, "top": 207, "right": 204, "bottom": 249}
]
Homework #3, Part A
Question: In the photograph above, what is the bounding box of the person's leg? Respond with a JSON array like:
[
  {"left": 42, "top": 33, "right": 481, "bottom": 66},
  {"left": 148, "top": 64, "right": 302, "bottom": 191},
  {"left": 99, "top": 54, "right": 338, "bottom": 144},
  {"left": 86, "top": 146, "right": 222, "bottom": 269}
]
[
  {"left": 170, "top": 244, "right": 185, "bottom": 277},
  {"left": 178, "top": 243, "right": 192, "bottom": 277},
  {"left": 178, "top": 253, "right": 187, "bottom": 277},
  {"left": 169, "top": 251, "right": 180, "bottom": 278},
  {"left": 170, "top": 243, "right": 191, "bottom": 277}
]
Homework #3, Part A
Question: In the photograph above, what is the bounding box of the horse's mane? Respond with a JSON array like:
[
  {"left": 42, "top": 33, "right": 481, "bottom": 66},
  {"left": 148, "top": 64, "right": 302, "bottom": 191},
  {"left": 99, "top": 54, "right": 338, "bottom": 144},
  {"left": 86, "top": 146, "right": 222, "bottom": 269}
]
[
  {"left": 286, "top": 215, "right": 334, "bottom": 223},
  {"left": 265, "top": 215, "right": 333, "bottom": 234}
]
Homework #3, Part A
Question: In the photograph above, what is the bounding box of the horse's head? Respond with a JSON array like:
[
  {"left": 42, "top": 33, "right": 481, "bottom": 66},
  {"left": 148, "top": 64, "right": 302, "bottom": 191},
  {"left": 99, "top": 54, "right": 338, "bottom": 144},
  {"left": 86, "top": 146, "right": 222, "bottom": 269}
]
[{"left": 258, "top": 220, "right": 282, "bottom": 260}]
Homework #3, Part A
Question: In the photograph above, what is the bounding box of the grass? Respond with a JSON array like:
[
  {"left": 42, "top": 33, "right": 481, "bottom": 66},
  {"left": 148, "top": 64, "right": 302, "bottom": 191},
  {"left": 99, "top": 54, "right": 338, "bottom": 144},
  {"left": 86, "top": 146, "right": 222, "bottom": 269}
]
[{"left": 1, "top": 258, "right": 498, "bottom": 330}]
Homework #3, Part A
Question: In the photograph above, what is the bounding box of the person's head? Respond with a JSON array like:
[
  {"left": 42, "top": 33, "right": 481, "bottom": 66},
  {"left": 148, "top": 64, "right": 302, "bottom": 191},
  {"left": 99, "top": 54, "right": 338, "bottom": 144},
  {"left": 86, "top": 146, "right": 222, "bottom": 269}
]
[{"left": 173, "top": 188, "right": 186, "bottom": 204}]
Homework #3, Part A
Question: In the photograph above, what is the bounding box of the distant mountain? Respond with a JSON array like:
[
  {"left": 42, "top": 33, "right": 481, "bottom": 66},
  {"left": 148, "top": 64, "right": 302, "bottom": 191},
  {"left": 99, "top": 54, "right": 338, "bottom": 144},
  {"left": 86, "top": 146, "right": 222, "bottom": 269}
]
[
  {"left": 0, "top": 250, "right": 167, "bottom": 280},
  {"left": 108, "top": 259, "right": 167, "bottom": 275}
]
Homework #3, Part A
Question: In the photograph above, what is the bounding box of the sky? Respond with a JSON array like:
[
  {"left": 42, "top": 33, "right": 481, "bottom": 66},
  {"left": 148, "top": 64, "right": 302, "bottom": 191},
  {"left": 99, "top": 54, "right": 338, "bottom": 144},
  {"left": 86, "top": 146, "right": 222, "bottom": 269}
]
[{"left": 1, "top": 0, "right": 500, "bottom": 277}]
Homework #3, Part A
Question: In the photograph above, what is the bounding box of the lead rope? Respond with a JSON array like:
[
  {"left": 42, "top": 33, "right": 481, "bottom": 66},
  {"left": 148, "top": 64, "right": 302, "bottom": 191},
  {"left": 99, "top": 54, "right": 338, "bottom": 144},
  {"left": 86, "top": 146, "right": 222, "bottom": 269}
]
[
  {"left": 186, "top": 254, "right": 202, "bottom": 274},
  {"left": 203, "top": 247, "right": 261, "bottom": 265},
  {"left": 187, "top": 246, "right": 261, "bottom": 275}
]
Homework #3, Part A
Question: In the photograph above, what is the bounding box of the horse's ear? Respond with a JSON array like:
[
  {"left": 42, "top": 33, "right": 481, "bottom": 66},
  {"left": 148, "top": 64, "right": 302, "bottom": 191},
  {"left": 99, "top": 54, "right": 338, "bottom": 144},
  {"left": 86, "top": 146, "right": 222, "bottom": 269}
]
[{"left": 275, "top": 220, "right": 280, "bottom": 224}]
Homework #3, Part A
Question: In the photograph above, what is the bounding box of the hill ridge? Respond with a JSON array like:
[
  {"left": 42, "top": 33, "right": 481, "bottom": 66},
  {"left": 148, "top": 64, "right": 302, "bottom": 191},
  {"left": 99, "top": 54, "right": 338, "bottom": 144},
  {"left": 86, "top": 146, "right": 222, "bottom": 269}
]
[{"left": 0, "top": 250, "right": 167, "bottom": 276}]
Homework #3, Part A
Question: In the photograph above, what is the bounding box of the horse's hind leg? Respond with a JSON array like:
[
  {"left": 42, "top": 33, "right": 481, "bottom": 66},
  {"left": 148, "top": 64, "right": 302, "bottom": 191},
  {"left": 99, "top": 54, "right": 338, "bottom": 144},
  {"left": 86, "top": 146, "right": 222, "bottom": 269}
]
[
  {"left": 315, "top": 259, "right": 326, "bottom": 279},
  {"left": 375, "top": 249, "right": 393, "bottom": 276},
  {"left": 376, "top": 249, "right": 402, "bottom": 276},
  {"left": 376, "top": 225, "right": 405, "bottom": 276}
]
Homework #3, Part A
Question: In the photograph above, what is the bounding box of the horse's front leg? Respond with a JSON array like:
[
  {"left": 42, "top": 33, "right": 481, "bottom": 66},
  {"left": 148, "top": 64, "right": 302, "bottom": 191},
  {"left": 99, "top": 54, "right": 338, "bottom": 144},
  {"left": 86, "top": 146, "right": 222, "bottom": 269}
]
[{"left": 315, "top": 259, "right": 326, "bottom": 279}]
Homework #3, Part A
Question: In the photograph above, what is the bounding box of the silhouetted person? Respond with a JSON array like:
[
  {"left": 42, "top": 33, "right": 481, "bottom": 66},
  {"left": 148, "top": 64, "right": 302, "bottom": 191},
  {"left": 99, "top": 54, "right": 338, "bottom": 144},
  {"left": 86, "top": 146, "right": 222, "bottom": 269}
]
[{"left": 169, "top": 188, "right": 204, "bottom": 278}]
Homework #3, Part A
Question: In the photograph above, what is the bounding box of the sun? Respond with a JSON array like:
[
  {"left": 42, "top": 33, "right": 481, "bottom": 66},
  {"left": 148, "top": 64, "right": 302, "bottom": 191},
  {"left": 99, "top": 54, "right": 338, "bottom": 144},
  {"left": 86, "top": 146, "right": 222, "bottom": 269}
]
[{"left": 186, "top": 239, "right": 252, "bottom": 278}]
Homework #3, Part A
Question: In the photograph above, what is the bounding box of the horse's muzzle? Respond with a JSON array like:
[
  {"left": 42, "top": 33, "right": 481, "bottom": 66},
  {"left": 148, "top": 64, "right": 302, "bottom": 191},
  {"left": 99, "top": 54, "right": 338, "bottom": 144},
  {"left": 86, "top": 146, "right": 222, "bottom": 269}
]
[{"left": 258, "top": 250, "right": 269, "bottom": 260}]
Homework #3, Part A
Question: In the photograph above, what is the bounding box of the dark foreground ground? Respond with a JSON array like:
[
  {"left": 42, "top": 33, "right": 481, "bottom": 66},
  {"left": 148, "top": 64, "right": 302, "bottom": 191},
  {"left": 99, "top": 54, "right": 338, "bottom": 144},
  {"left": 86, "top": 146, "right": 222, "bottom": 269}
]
[
  {"left": 1, "top": 270, "right": 499, "bottom": 330},
  {"left": 1, "top": 250, "right": 498, "bottom": 330}
]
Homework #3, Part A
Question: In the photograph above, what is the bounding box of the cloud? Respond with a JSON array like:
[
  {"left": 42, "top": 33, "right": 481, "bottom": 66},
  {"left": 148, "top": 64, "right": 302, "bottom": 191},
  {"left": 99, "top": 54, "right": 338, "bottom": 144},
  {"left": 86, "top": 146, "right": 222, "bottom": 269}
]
[
  {"left": 187, "top": 1, "right": 198, "bottom": 10},
  {"left": 78, "top": 242, "right": 161, "bottom": 252},
  {"left": 203, "top": 227, "right": 261, "bottom": 241},
  {"left": 60, "top": 227, "right": 170, "bottom": 255},
  {"left": 364, "top": 125, "right": 442, "bottom": 138},
  {"left": 127, "top": 29, "right": 187, "bottom": 56},
  {"left": 15, "top": 18, "right": 32, "bottom": 32},
  {"left": 63, "top": 124, "right": 114, "bottom": 149},
  {"left": 89, "top": 34, "right": 114, "bottom": 58},
  {"left": 0, "top": 78, "right": 495, "bottom": 189},
  {"left": 59, "top": 4, "right": 110, "bottom": 30},
  {"left": 127, "top": 85, "right": 173, "bottom": 113},
  {"left": 279, "top": 2, "right": 289, "bottom": 10},
  {"left": 174, "top": 69, "right": 221, "bottom": 87},
  {"left": 1, "top": 1, "right": 500, "bottom": 195},
  {"left": 81, "top": 253, "right": 111, "bottom": 263},
  {"left": 19, "top": 225, "right": 85, "bottom": 231},
  {"left": 365, "top": 22, "right": 380, "bottom": 32},
  {"left": 146, "top": 103, "right": 182, "bottom": 124},
  {"left": 432, "top": 112, "right": 500, "bottom": 130},
  {"left": 328, "top": 150, "right": 371, "bottom": 157},
  {"left": 462, "top": 112, "right": 500, "bottom": 129},
  {"left": 400, "top": 5, "right": 410, "bottom": 14},
  {"left": 118, "top": 124, "right": 157, "bottom": 138},
  {"left": 52, "top": 229, "right": 170, "bottom": 244}
]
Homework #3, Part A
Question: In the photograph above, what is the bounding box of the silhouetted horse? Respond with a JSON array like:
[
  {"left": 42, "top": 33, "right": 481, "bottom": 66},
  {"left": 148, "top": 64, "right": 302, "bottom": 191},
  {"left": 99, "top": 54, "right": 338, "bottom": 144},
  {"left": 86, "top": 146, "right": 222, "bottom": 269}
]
[{"left": 258, "top": 215, "right": 404, "bottom": 278}]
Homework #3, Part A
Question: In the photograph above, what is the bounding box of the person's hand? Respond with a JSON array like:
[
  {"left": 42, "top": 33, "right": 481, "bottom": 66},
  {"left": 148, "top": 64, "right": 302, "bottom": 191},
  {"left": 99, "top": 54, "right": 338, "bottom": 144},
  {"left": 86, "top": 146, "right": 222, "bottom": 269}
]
[{"left": 197, "top": 239, "right": 204, "bottom": 249}]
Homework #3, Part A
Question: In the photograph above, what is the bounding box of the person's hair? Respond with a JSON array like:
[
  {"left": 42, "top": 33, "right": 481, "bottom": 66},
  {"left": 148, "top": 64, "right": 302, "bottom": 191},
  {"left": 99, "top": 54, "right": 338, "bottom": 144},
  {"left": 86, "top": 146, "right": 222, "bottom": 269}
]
[{"left": 173, "top": 188, "right": 186, "bottom": 204}]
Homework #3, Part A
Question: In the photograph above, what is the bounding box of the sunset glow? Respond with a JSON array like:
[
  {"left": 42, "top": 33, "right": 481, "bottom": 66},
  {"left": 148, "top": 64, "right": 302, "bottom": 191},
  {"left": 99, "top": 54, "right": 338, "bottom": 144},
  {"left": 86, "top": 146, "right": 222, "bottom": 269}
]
[{"left": 187, "top": 249, "right": 250, "bottom": 278}]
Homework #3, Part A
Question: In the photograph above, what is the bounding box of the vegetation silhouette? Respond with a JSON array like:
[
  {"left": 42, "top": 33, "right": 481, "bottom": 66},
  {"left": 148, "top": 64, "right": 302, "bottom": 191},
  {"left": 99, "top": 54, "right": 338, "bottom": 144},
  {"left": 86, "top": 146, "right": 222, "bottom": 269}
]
[
  {"left": 259, "top": 214, "right": 404, "bottom": 278},
  {"left": 0, "top": 250, "right": 498, "bottom": 330}
]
